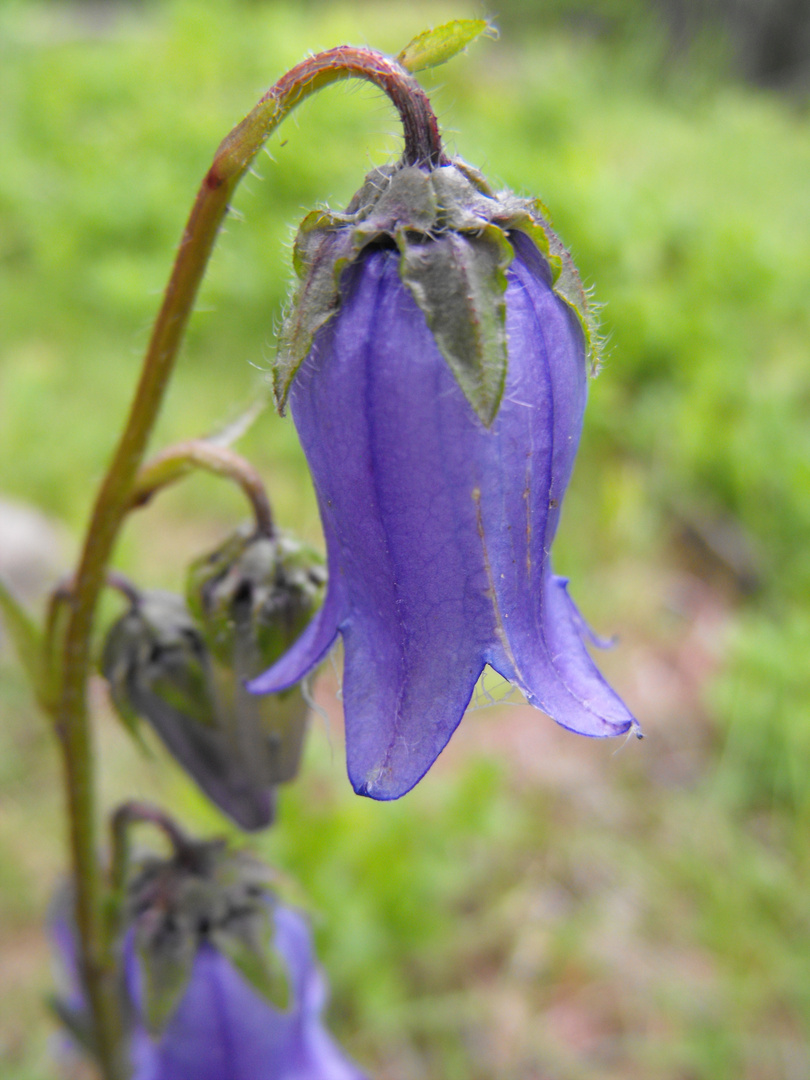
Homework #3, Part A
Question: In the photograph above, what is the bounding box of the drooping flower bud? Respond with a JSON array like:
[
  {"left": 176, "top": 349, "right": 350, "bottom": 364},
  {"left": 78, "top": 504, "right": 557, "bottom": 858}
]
[
  {"left": 102, "top": 590, "right": 276, "bottom": 830},
  {"left": 250, "top": 157, "right": 640, "bottom": 800},
  {"left": 187, "top": 526, "right": 326, "bottom": 783}
]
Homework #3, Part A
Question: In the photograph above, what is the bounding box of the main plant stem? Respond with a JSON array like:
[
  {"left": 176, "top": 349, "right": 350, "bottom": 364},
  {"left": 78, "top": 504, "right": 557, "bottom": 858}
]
[{"left": 54, "top": 46, "right": 444, "bottom": 1079}]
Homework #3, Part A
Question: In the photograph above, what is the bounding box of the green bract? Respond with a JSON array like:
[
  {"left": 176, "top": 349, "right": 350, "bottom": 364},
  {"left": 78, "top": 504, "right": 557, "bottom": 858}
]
[
  {"left": 275, "top": 160, "right": 598, "bottom": 427},
  {"left": 396, "top": 19, "right": 492, "bottom": 73}
]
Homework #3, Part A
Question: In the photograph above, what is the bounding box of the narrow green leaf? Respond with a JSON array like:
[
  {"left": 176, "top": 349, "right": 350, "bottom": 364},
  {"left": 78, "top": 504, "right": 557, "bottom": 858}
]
[
  {"left": 397, "top": 226, "right": 513, "bottom": 427},
  {"left": 397, "top": 19, "right": 492, "bottom": 73},
  {"left": 204, "top": 387, "right": 271, "bottom": 448},
  {"left": 0, "top": 576, "right": 45, "bottom": 703}
]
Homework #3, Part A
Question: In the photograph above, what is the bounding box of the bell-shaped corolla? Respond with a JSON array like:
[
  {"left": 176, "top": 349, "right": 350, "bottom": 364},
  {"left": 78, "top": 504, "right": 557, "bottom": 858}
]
[{"left": 249, "top": 162, "right": 639, "bottom": 800}]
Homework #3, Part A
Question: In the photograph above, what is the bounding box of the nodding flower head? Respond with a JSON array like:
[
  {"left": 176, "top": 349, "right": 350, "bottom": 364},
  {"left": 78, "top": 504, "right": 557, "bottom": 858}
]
[
  {"left": 51, "top": 841, "right": 367, "bottom": 1080},
  {"left": 249, "top": 159, "right": 640, "bottom": 800}
]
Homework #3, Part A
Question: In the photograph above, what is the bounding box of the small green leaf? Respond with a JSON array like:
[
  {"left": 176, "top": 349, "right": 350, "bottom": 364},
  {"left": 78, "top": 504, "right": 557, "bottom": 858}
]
[
  {"left": 398, "top": 226, "right": 514, "bottom": 426},
  {"left": 397, "top": 19, "right": 492, "bottom": 73},
  {"left": 0, "top": 576, "right": 46, "bottom": 706},
  {"left": 203, "top": 387, "right": 271, "bottom": 449}
]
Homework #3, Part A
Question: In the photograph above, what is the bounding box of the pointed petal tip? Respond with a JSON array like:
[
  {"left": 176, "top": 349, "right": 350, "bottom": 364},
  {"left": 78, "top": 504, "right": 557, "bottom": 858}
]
[
  {"left": 349, "top": 755, "right": 436, "bottom": 802},
  {"left": 545, "top": 699, "right": 641, "bottom": 741},
  {"left": 352, "top": 779, "right": 399, "bottom": 802},
  {"left": 343, "top": 659, "right": 484, "bottom": 802},
  {"left": 244, "top": 668, "right": 283, "bottom": 696},
  {"left": 350, "top": 770, "right": 412, "bottom": 802}
]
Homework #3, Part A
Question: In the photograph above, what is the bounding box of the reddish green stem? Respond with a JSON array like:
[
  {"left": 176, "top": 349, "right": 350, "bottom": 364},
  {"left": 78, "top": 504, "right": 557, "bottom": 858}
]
[{"left": 130, "top": 440, "right": 276, "bottom": 537}]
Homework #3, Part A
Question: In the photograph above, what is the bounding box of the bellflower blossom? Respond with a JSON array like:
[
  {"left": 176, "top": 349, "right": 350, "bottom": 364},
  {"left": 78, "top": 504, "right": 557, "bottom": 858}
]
[
  {"left": 249, "top": 161, "right": 639, "bottom": 800},
  {"left": 125, "top": 905, "right": 365, "bottom": 1080},
  {"left": 51, "top": 845, "right": 366, "bottom": 1080}
]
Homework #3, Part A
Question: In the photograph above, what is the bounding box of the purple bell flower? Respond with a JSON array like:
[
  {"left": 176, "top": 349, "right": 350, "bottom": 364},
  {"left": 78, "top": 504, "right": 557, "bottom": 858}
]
[
  {"left": 125, "top": 904, "right": 365, "bottom": 1080},
  {"left": 51, "top": 842, "right": 366, "bottom": 1080},
  {"left": 249, "top": 161, "right": 639, "bottom": 800}
]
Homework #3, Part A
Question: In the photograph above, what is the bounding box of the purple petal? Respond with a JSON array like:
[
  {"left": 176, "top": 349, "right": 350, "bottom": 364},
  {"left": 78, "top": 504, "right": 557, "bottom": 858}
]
[
  {"left": 481, "top": 241, "right": 635, "bottom": 736},
  {"left": 494, "top": 572, "right": 636, "bottom": 736},
  {"left": 285, "top": 253, "right": 495, "bottom": 799},
  {"left": 246, "top": 578, "right": 343, "bottom": 695}
]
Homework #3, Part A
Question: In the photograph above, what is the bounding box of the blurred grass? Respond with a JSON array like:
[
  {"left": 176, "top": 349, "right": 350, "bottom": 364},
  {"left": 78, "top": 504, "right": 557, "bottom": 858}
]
[{"left": 1, "top": 0, "right": 810, "bottom": 1077}]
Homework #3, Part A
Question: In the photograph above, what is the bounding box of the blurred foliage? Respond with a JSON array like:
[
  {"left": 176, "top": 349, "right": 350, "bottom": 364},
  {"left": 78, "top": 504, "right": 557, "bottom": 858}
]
[
  {"left": 1, "top": 0, "right": 810, "bottom": 1078},
  {"left": 487, "top": 0, "right": 810, "bottom": 90}
]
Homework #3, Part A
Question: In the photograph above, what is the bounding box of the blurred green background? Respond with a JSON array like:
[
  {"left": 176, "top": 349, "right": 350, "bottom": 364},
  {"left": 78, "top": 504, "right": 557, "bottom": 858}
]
[{"left": 2, "top": 0, "right": 810, "bottom": 1077}]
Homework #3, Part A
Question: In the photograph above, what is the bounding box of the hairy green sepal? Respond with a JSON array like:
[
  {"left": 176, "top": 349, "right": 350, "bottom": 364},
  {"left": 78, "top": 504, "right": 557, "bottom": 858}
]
[{"left": 276, "top": 160, "right": 598, "bottom": 427}]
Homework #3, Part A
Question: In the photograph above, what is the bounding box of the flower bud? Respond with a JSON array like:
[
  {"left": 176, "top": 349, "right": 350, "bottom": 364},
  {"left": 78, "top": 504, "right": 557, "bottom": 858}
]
[
  {"left": 102, "top": 590, "right": 275, "bottom": 830},
  {"left": 187, "top": 526, "right": 326, "bottom": 784},
  {"left": 51, "top": 841, "right": 367, "bottom": 1080}
]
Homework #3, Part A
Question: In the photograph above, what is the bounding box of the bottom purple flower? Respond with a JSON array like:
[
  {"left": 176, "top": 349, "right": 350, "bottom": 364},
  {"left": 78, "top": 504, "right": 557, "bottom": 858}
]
[
  {"left": 126, "top": 904, "right": 364, "bottom": 1080},
  {"left": 51, "top": 843, "right": 366, "bottom": 1080}
]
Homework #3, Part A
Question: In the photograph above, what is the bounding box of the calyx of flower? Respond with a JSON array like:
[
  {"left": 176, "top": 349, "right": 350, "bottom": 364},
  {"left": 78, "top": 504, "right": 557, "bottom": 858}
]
[
  {"left": 128, "top": 841, "right": 286, "bottom": 1033},
  {"left": 275, "top": 159, "right": 598, "bottom": 426},
  {"left": 187, "top": 527, "right": 325, "bottom": 676}
]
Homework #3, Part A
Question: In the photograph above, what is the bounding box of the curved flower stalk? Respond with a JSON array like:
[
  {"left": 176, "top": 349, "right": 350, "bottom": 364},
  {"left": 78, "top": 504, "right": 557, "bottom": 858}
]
[
  {"left": 249, "top": 163, "right": 640, "bottom": 800},
  {"left": 46, "top": 35, "right": 482, "bottom": 1074}
]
